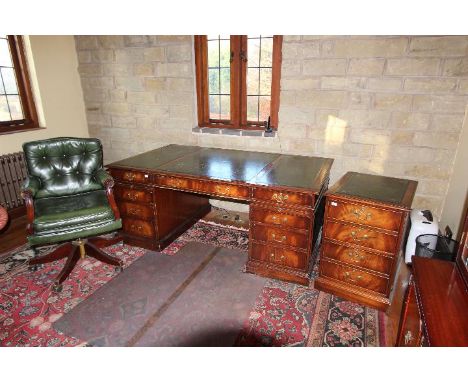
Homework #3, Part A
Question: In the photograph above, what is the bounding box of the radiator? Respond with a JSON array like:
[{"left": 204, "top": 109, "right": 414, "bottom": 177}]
[{"left": 0, "top": 151, "right": 28, "bottom": 212}]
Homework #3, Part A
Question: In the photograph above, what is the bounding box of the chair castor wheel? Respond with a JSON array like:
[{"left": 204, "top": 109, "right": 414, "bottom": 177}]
[
  {"left": 115, "top": 265, "right": 123, "bottom": 273},
  {"left": 52, "top": 283, "right": 63, "bottom": 293}
]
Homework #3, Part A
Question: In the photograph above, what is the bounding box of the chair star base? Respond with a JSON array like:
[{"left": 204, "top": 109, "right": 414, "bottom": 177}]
[{"left": 28, "top": 235, "right": 124, "bottom": 292}]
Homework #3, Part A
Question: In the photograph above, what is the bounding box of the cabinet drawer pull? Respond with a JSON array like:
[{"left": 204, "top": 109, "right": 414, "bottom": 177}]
[
  {"left": 271, "top": 215, "right": 288, "bottom": 224},
  {"left": 270, "top": 253, "right": 275, "bottom": 259},
  {"left": 124, "top": 172, "right": 136, "bottom": 181},
  {"left": 349, "top": 230, "right": 375, "bottom": 241},
  {"left": 344, "top": 271, "right": 362, "bottom": 283},
  {"left": 271, "top": 233, "right": 287, "bottom": 243},
  {"left": 404, "top": 330, "right": 413, "bottom": 345},
  {"left": 215, "top": 185, "right": 231, "bottom": 195},
  {"left": 272, "top": 193, "right": 289, "bottom": 203},
  {"left": 351, "top": 206, "right": 372, "bottom": 221},
  {"left": 126, "top": 192, "right": 138, "bottom": 201},
  {"left": 167, "top": 178, "right": 182, "bottom": 187},
  {"left": 346, "top": 251, "right": 366, "bottom": 263},
  {"left": 128, "top": 207, "right": 141, "bottom": 216},
  {"left": 130, "top": 224, "right": 143, "bottom": 232}
]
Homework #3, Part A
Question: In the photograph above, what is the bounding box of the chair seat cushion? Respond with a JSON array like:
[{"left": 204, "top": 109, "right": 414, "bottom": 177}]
[{"left": 33, "top": 190, "right": 115, "bottom": 234}]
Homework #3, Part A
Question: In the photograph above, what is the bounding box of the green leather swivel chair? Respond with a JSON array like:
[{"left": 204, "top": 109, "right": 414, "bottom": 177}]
[{"left": 21, "top": 137, "right": 123, "bottom": 292}]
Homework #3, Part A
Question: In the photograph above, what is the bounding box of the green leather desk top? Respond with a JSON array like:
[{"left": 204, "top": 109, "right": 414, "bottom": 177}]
[
  {"left": 108, "top": 144, "right": 334, "bottom": 192},
  {"left": 328, "top": 171, "right": 418, "bottom": 208}
]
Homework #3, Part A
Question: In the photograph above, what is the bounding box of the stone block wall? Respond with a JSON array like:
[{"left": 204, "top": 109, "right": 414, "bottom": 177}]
[{"left": 75, "top": 35, "right": 468, "bottom": 217}]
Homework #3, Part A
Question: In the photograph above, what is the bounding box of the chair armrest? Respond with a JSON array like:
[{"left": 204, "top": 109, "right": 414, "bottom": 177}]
[
  {"left": 21, "top": 175, "right": 41, "bottom": 198},
  {"left": 95, "top": 169, "right": 114, "bottom": 189}
]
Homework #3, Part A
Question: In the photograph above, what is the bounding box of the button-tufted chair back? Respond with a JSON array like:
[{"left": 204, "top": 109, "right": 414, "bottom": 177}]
[{"left": 23, "top": 137, "right": 105, "bottom": 199}]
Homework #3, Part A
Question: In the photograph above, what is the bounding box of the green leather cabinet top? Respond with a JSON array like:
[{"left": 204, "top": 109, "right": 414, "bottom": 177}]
[{"left": 108, "top": 144, "right": 334, "bottom": 192}]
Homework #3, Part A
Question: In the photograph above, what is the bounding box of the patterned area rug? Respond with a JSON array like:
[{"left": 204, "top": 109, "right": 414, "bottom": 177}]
[{"left": 0, "top": 221, "right": 386, "bottom": 347}]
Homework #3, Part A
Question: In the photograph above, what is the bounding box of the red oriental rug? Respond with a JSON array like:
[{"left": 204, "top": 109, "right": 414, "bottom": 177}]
[{"left": 0, "top": 221, "right": 386, "bottom": 347}]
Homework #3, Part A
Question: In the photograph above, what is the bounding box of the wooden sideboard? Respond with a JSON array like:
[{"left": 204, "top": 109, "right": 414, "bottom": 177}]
[
  {"left": 314, "top": 172, "right": 418, "bottom": 311},
  {"left": 396, "top": 208, "right": 468, "bottom": 346},
  {"left": 107, "top": 144, "right": 333, "bottom": 285}
]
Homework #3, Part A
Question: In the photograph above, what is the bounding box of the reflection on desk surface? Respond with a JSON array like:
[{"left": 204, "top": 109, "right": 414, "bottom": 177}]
[{"left": 108, "top": 144, "right": 334, "bottom": 191}]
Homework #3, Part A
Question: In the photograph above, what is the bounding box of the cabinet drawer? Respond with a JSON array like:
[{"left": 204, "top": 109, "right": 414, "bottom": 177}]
[
  {"left": 119, "top": 201, "right": 155, "bottom": 220},
  {"left": 204, "top": 182, "right": 250, "bottom": 200},
  {"left": 156, "top": 175, "right": 191, "bottom": 190},
  {"left": 253, "top": 188, "right": 313, "bottom": 207},
  {"left": 110, "top": 168, "right": 152, "bottom": 184},
  {"left": 321, "top": 239, "right": 394, "bottom": 275},
  {"left": 324, "top": 220, "right": 398, "bottom": 254},
  {"left": 320, "top": 259, "right": 389, "bottom": 295},
  {"left": 250, "top": 242, "right": 308, "bottom": 270},
  {"left": 327, "top": 199, "right": 402, "bottom": 232},
  {"left": 115, "top": 184, "right": 153, "bottom": 203},
  {"left": 250, "top": 205, "right": 311, "bottom": 230},
  {"left": 122, "top": 217, "right": 155, "bottom": 238},
  {"left": 251, "top": 223, "right": 309, "bottom": 250}
]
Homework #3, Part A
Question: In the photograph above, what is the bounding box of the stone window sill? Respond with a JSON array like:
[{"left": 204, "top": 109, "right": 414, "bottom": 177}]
[{"left": 192, "top": 127, "right": 276, "bottom": 138}]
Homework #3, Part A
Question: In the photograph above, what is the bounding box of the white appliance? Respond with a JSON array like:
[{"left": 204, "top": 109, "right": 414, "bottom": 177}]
[{"left": 405, "top": 209, "right": 439, "bottom": 264}]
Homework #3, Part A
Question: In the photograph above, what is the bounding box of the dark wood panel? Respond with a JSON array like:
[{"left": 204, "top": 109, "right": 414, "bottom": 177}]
[
  {"left": 118, "top": 201, "right": 154, "bottom": 221},
  {"left": 396, "top": 279, "right": 424, "bottom": 346},
  {"left": 326, "top": 198, "right": 402, "bottom": 232},
  {"left": 121, "top": 217, "right": 155, "bottom": 238},
  {"left": 252, "top": 187, "right": 313, "bottom": 207},
  {"left": 324, "top": 220, "right": 398, "bottom": 253},
  {"left": 109, "top": 168, "right": 153, "bottom": 185},
  {"left": 321, "top": 239, "right": 394, "bottom": 275},
  {"left": 114, "top": 184, "right": 153, "bottom": 203}
]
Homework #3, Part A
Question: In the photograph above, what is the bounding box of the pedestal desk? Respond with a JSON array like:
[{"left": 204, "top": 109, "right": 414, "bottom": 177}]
[
  {"left": 315, "top": 172, "right": 418, "bottom": 311},
  {"left": 106, "top": 144, "right": 333, "bottom": 285}
]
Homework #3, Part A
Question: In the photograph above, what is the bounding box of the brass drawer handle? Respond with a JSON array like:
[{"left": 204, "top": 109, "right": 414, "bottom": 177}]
[
  {"left": 404, "top": 330, "right": 413, "bottom": 345},
  {"left": 128, "top": 207, "right": 141, "bottom": 216},
  {"left": 346, "top": 251, "right": 366, "bottom": 263},
  {"left": 270, "top": 253, "right": 275, "bottom": 259},
  {"left": 271, "top": 233, "right": 287, "bottom": 243},
  {"left": 272, "top": 192, "right": 289, "bottom": 203},
  {"left": 126, "top": 192, "right": 138, "bottom": 201},
  {"left": 130, "top": 224, "right": 143, "bottom": 232},
  {"left": 124, "top": 172, "right": 136, "bottom": 181},
  {"left": 271, "top": 215, "right": 288, "bottom": 224},
  {"left": 349, "top": 231, "right": 375, "bottom": 241},
  {"left": 351, "top": 206, "right": 372, "bottom": 221},
  {"left": 344, "top": 271, "right": 362, "bottom": 283},
  {"left": 215, "top": 185, "right": 231, "bottom": 195}
]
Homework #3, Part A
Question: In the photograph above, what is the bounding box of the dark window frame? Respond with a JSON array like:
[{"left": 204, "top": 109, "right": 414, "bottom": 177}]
[
  {"left": 194, "top": 35, "right": 282, "bottom": 131},
  {"left": 0, "top": 35, "right": 39, "bottom": 135}
]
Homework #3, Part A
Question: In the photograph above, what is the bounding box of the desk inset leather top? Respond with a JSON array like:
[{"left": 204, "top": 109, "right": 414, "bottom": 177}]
[{"left": 108, "top": 144, "right": 333, "bottom": 192}]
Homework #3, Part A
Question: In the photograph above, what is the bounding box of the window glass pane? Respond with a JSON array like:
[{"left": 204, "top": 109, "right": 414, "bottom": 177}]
[
  {"left": 259, "top": 68, "right": 272, "bottom": 95},
  {"left": 219, "top": 68, "right": 230, "bottom": 94},
  {"left": 247, "top": 68, "right": 259, "bottom": 95},
  {"left": 0, "top": 95, "right": 11, "bottom": 121},
  {"left": 208, "top": 68, "right": 219, "bottom": 94},
  {"left": 248, "top": 38, "right": 260, "bottom": 67},
  {"left": 259, "top": 96, "right": 271, "bottom": 121},
  {"left": 0, "top": 77, "right": 5, "bottom": 95},
  {"left": 220, "top": 95, "right": 230, "bottom": 120},
  {"left": 1, "top": 67, "right": 19, "bottom": 94},
  {"left": 0, "top": 38, "right": 13, "bottom": 67},
  {"left": 209, "top": 95, "right": 220, "bottom": 119},
  {"left": 247, "top": 96, "right": 258, "bottom": 121},
  {"left": 219, "top": 39, "right": 230, "bottom": 67},
  {"left": 260, "top": 37, "right": 273, "bottom": 67},
  {"left": 7, "top": 95, "right": 23, "bottom": 120},
  {"left": 207, "top": 35, "right": 220, "bottom": 41},
  {"left": 207, "top": 40, "right": 219, "bottom": 67}
]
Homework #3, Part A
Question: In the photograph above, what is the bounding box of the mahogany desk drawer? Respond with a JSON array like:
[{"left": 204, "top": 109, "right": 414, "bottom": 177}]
[
  {"left": 110, "top": 168, "right": 152, "bottom": 184},
  {"left": 250, "top": 205, "right": 311, "bottom": 230},
  {"left": 250, "top": 242, "right": 308, "bottom": 270},
  {"left": 324, "top": 220, "right": 398, "bottom": 254},
  {"left": 122, "top": 217, "right": 155, "bottom": 238},
  {"left": 251, "top": 223, "right": 308, "bottom": 249},
  {"left": 320, "top": 259, "right": 389, "bottom": 295},
  {"left": 327, "top": 199, "right": 402, "bottom": 232},
  {"left": 321, "top": 239, "right": 394, "bottom": 275},
  {"left": 115, "top": 184, "right": 153, "bottom": 203},
  {"left": 156, "top": 175, "right": 190, "bottom": 190},
  {"left": 253, "top": 188, "right": 313, "bottom": 207},
  {"left": 119, "top": 201, "right": 154, "bottom": 220}
]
